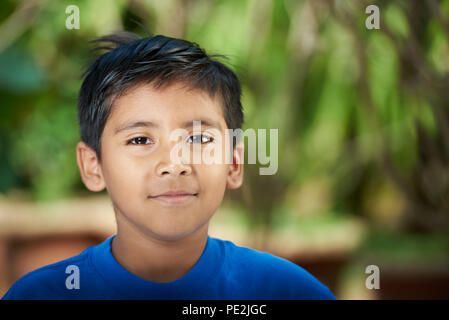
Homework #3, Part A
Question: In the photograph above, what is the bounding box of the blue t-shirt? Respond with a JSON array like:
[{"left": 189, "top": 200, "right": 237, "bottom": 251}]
[{"left": 2, "top": 234, "right": 336, "bottom": 300}]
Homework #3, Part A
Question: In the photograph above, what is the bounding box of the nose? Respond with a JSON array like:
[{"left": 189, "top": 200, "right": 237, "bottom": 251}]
[
  {"left": 156, "top": 161, "right": 192, "bottom": 177},
  {"left": 155, "top": 139, "right": 193, "bottom": 177}
]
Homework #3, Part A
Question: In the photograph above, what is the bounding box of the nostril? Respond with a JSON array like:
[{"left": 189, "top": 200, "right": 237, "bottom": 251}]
[
  {"left": 157, "top": 163, "right": 191, "bottom": 176},
  {"left": 161, "top": 170, "right": 174, "bottom": 176}
]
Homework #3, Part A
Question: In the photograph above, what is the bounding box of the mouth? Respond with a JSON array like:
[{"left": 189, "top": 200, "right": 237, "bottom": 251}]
[{"left": 148, "top": 191, "right": 198, "bottom": 205}]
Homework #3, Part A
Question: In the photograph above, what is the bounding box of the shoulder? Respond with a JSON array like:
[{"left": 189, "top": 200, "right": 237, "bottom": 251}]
[
  {"left": 2, "top": 248, "right": 91, "bottom": 300},
  {"left": 214, "top": 237, "right": 337, "bottom": 300}
]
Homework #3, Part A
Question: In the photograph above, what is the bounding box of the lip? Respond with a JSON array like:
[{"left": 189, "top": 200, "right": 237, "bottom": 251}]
[{"left": 149, "top": 191, "right": 198, "bottom": 205}]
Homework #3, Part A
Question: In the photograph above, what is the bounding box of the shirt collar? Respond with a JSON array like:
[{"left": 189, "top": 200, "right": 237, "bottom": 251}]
[{"left": 88, "top": 233, "right": 222, "bottom": 299}]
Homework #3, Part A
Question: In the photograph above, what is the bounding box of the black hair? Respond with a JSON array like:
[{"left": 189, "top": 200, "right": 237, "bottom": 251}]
[{"left": 78, "top": 31, "right": 244, "bottom": 161}]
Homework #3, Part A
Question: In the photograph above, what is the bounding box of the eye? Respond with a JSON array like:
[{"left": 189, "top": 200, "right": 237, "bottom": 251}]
[
  {"left": 187, "top": 134, "right": 214, "bottom": 144},
  {"left": 127, "top": 137, "right": 153, "bottom": 145}
]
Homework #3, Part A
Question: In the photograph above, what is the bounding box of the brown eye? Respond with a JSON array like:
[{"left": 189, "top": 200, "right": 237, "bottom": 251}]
[
  {"left": 187, "top": 134, "right": 214, "bottom": 144},
  {"left": 128, "top": 137, "right": 153, "bottom": 145}
]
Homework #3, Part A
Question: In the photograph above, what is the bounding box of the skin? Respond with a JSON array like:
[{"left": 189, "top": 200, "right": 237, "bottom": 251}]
[{"left": 76, "top": 82, "right": 244, "bottom": 283}]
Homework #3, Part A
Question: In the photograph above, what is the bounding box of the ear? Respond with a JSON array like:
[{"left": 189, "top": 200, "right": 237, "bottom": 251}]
[
  {"left": 226, "top": 141, "right": 244, "bottom": 189},
  {"left": 76, "top": 141, "right": 106, "bottom": 192}
]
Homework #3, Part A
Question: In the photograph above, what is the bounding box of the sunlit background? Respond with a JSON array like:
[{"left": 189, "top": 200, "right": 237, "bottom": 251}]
[{"left": 0, "top": 0, "right": 448, "bottom": 299}]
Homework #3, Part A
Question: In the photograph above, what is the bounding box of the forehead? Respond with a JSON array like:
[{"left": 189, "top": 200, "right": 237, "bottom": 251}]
[{"left": 105, "top": 82, "right": 226, "bottom": 131}]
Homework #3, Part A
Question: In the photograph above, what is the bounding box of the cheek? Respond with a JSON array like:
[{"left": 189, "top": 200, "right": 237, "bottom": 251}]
[
  {"left": 197, "top": 164, "right": 229, "bottom": 199},
  {"left": 101, "top": 149, "right": 148, "bottom": 197}
]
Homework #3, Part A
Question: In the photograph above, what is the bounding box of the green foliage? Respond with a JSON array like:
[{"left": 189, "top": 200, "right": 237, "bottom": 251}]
[
  {"left": 10, "top": 102, "right": 80, "bottom": 201},
  {"left": 356, "top": 228, "right": 449, "bottom": 263},
  {"left": 0, "top": 47, "right": 46, "bottom": 93}
]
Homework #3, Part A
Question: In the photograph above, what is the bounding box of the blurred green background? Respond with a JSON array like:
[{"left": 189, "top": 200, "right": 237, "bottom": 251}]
[{"left": 0, "top": 0, "right": 448, "bottom": 299}]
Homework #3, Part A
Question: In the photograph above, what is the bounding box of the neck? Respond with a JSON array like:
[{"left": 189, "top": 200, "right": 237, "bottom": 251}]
[{"left": 110, "top": 209, "right": 210, "bottom": 283}]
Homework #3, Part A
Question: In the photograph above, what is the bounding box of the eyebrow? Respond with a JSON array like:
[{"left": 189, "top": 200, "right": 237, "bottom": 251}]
[
  {"left": 114, "top": 118, "right": 223, "bottom": 135},
  {"left": 181, "top": 119, "right": 223, "bottom": 131},
  {"left": 114, "top": 121, "right": 159, "bottom": 135}
]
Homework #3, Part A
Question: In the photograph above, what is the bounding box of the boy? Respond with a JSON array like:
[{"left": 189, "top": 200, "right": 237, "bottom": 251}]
[{"left": 2, "top": 32, "right": 336, "bottom": 300}]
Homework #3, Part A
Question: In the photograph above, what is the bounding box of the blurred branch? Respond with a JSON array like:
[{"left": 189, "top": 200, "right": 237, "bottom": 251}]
[
  {"left": 383, "top": 1, "right": 449, "bottom": 232},
  {"left": 426, "top": 0, "right": 449, "bottom": 44},
  {"left": 329, "top": 1, "right": 379, "bottom": 119},
  {"left": 330, "top": 0, "right": 449, "bottom": 233},
  {"left": 0, "top": 0, "right": 43, "bottom": 52}
]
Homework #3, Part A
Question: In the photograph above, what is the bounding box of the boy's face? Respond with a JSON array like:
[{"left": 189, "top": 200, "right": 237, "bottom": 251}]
[{"left": 76, "top": 82, "right": 244, "bottom": 242}]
